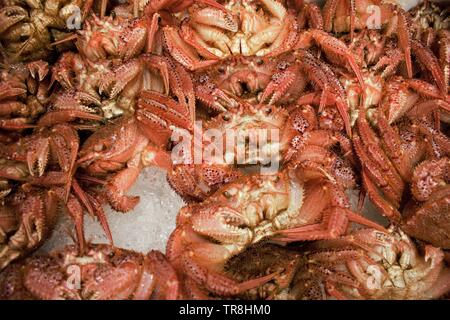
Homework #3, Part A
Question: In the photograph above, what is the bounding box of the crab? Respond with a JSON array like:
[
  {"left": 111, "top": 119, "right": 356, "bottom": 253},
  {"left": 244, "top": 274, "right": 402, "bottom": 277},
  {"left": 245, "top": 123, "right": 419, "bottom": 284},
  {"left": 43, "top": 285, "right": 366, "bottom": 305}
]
[
  {"left": 163, "top": 102, "right": 356, "bottom": 202},
  {"left": 0, "top": 60, "right": 52, "bottom": 130},
  {"left": 162, "top": 0, "right": 303, "bottom": 71},
  {"left": 1, "top": 123, "right": 80, "bottom": 178},
  {"left": 0, "top": 0, "right": 90, "bottom": 62},
  {"left": 49, "top": 51, "right": 187, "bottom": 120},
  {"left": 0, "top": 244, "right": 180, "bottom": 299},
  {"left": 166, "top": 167, "right": 383, "bottom": 297},
  {"left": 292, "top": 227, "right": 450, "bottom": 299},
  {"left": 352, "top": 74, "right": 450, "bottom": 224},
  {"left": 192, "top": 55, "right": 284, "bottom": 111},
  {"left": 0, "top": 122, "right": 116, "bottom": 255},
  {"left": 73, "top": 14, "right": 151, "bottom": 62}
]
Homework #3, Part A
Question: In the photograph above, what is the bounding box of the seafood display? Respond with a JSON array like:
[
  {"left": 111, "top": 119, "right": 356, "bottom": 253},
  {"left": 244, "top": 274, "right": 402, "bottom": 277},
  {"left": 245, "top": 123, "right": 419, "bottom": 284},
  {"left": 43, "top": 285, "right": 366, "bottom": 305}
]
[{"left": 0, "top": 0, "right": 450, "bottom": 300}]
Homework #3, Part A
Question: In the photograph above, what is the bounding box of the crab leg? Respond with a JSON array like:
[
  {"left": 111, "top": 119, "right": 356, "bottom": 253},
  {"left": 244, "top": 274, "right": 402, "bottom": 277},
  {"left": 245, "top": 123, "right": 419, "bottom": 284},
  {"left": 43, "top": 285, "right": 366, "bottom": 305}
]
[
  {"left": 37, "top": 110, "right": 102, "bottom": 127},
  {"left": 180, "top": 241, "right": 278, "bottom": 296},
  {"left": 322, "top": 0, "right": 339, "bottom": 33},
  {"left": 294, "top": 50, "right": 352, "bottom": 137},
  {"left": 411, "top": 39, "right": 447, "bottom": 96},
  {"left": 395, "top": 8, "right": 412, "bottom": 79},
  {"left": 361, "top": 169, "right": 401, "bottom": 223},
  {"left": 308, "top": 30, "right": 365, "bottom": 91},
  {"left": 277, "top": 207, "right": 384, "bottom": 242}
]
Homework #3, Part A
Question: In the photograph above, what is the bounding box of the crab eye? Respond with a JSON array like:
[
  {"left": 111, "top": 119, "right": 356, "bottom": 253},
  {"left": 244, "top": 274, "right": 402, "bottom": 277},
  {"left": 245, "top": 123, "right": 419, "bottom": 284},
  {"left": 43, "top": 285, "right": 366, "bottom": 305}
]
[
  {"left": 222, "top": 114, "right": 230, "bottom": 121},
  {"left": 256, "top": 58, "right": 263, "bottom": 65},
  {"left": 265, "top": 107, "right": 272, "bottom": 115},
  {"left": 218, "top": 66, "right": 225, "bottom": 74}
]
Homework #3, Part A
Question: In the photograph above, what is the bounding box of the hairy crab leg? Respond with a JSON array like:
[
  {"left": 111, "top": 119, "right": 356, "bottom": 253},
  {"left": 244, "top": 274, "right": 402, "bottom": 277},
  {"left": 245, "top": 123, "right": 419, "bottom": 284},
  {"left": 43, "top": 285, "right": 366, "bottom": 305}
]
[
  {"left": 276, "top": 207, "right": 385, "bottom": 242},
  {"left": 411, "top": 39, "right": 447, "bottom": 96}
]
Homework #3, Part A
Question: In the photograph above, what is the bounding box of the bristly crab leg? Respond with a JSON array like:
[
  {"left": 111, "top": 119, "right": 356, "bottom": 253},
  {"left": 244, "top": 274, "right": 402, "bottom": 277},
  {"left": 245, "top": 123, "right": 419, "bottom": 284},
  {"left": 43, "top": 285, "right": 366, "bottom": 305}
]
[{"left": 294, "top": 49, "right": 352, "bottom": 137}]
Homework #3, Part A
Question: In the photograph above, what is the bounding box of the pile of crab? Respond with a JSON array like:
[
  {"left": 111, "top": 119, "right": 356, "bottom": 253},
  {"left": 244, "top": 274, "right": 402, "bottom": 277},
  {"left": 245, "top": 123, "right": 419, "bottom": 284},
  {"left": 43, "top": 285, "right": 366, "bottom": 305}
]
[{"left": 0, "top": 0, "right": 450, "bottom": 299}]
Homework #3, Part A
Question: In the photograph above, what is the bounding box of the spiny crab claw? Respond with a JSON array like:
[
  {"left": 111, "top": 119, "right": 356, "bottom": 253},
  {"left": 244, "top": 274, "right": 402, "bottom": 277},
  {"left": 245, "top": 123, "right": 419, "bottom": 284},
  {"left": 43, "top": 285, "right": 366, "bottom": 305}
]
[
  {"left": 162, "top": 26, "right": 219, "bottom": 71},
  {"left": 195, "top": 76, "right": 238, "bottom": 112},
  {"left": 105, "top": 166, "right": 141, "bottom": 213},
  {"left": 37, "top": 90, "right": 102, "bottom": 127},
  {"left": 260, "top": 64, "right": 304, "bottom": 105},
  {"left": 189, "top": 6, "right": 238, "bottom": 33},
  {"left": 26, "top": 138, "right": 50, "bottom": 177},
  {"left": 26, "top": 60, "right": 49, "bottom": 82},
  {"left": 191, "top": 205, "right": 252, "bottom": 244}
]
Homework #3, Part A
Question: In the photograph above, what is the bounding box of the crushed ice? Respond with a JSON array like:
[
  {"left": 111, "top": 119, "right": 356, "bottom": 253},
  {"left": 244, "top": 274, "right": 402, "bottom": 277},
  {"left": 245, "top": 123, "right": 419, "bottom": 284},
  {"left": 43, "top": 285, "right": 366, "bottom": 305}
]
[{"left": 39, "top": 167, "right": 185, "bottom": 254}]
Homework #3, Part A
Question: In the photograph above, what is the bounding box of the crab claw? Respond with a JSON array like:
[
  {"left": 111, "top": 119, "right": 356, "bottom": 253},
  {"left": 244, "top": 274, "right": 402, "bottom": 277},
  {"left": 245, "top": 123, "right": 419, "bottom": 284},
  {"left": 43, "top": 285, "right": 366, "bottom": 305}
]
[
  {"left": 105, "top": 166, "right": 141, "bottom": 213},
  {"left": 180, "top": 239, "right": 278, "bottom": 296},
  {"left": 190, "top": 6, "right": 238, "bottom": 32},
  {"left": 168, "top": 225, "right": 278, "bottom": 297},
  {"left": 27, "top": 61, "right": 49, "bottom": 81},
  {"left": 136, "top": 90, "right": 193, "bottom": 147},
  {"left": 136, "top": 250, "right": 180, "bottom": 300},
  {"left": 98, "top": 59, "right": 143, "bottom": 99},
  {"left": 0, "top": 6, "right": 27, "bottom": 35},
  {"left": 195, "top": 78, "right": 237, "bottom": 112},
  {"left": 167, "top": 164, "right": 242, "bottom": 202},
  {"left": 261, "top": 67, "right": 298, "bottom": 105},
  {"left": 163, "top": 26, "right": 218, "bottom": 71},
  {"left": 191, "top": 206, "right": 252, "bottom": 244},
  {"left": 138, "top": 91, "right": 192, "bottom": 130},
  {"left": 27, "top": 138, "right": 50, "bottom": 177},
  {"left": 37, "top": 90, "right": 102, "bottom": 127}
]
